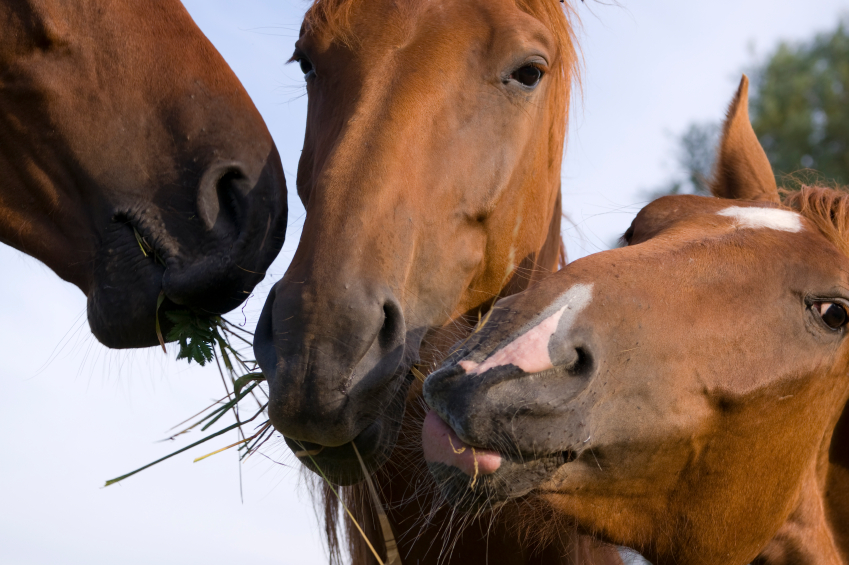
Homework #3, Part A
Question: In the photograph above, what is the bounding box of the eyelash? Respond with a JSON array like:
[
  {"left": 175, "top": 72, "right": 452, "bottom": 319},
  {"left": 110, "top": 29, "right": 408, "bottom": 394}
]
[{"left": 291, "top": 50, "right": 316, "bottom": 80}]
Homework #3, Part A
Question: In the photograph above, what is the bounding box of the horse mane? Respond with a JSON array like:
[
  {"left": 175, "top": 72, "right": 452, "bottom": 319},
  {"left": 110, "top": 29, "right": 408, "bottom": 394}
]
[
  {"left": 301, "top": 0, "right": 358, "bottom": 45},
  {"left": 782, "top": 184, "right": 849, "bottom": 257}
]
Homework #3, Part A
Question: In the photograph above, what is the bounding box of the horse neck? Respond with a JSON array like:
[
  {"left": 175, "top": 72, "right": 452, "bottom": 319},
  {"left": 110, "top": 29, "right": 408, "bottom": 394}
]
[
  {"left": 756, "top": 466, "right": 844, "bottom": 564},
  {"left": 751, "top": 394, "right": 849, "bottom": 565}
]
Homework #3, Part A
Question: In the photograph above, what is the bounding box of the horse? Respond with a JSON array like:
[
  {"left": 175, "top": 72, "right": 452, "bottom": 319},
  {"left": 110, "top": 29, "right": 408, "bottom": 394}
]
[
  {"left": 253, "top": 1, "right": 626, "bottom": 562},
  {"left": 255, "top": 0, "right": 573, "bottom": 487},
  {"left": 423, "top": 75, "right": 849, "bottom": 565},
  {"left": 1, "top": 0, "right": 288, "bottom": 348}
]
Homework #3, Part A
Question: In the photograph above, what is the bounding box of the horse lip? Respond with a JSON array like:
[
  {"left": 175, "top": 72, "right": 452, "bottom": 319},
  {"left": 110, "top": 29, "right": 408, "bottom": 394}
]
[
  {"left": 424, "top": 361, "right": 583, "bottom": 466},
  {"left": 422, "top": 362, "right": 466, "bottom": 409},
  {"left": 120, "top": 213, "right": 169, "bottom": 259},
  {"left": 87, "top": 215, "right": 169, "bottom": 348},
  {"left": 430, "top": 448, "right": 576, "bottom": 512},
  {"left": 280, "top": 369, "right": 415, "bottom": 484},
  {"left": 253, "top": 290, "right": 278, "bottom": 383},
  {"left": 283, "top": 416, "right": 390, "bottom": 486}
]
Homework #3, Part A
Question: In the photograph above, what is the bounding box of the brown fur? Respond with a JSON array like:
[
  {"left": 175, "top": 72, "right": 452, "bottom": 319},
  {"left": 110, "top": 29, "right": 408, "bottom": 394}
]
[
  {"left": 253, "top": 1, "right": 625, "bottom": 564},
  {"left": 303, "top": 0, "right": 579, "bottom": 158},
  {"left": 710, "top": 75, "right": 779, "bottom": 203},
  {"left": 0, "top": 0, "right": 287, "bottom": 347},
  {"left": 311, "top": 4, "right": 616, "bottom": 563},
  {"left": 423, "top": 76, "right": 849, "bottom": 565}
]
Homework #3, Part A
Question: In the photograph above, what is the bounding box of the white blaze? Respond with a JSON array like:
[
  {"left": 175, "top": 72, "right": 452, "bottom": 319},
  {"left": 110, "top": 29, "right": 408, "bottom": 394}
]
[
  {"left": 460, "top": 283, "right": 594, "bottom": 375},
  {"left": 717, "top": 206, "right": 803, "bottom": 232}
]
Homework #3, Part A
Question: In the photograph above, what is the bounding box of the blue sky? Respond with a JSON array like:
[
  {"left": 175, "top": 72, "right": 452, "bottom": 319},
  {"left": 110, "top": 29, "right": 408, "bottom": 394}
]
[{"left": 1, "top": 2, "right": 847, "bottom": 564}]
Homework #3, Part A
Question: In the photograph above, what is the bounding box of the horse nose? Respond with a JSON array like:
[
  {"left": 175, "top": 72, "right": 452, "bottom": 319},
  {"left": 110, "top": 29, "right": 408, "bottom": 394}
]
[
  {"left": 376, "top": 295, "right": 405, "bottom": 352},
  {"left": 197, "top": 162, "right": 252, "bottom": 237},
  {"left": 162, "top": 150, "right": 287, "bottom": 313},
  {"left": 425, "top": 331, "right": 596, "bottom": 450},
  {"left": 255, "top": 279, "right": 407, "bottom": 446},
  {"left": 253, "top": 290, "right": 278, "bottom": 378}
]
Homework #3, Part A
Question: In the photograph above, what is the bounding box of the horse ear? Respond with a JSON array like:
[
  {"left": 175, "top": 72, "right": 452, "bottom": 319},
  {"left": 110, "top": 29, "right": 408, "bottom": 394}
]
[{"left": 711, "top": 75, "right": 779, "bottom": 203}]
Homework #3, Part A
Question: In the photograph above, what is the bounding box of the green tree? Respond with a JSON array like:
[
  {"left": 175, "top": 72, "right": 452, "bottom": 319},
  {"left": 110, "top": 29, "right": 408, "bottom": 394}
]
[
  {"left": 650, "top": 19, "right": 849, "bottom": 196},
  {"left": 755, "top": 20, "right": 849, "bottom": 184}
]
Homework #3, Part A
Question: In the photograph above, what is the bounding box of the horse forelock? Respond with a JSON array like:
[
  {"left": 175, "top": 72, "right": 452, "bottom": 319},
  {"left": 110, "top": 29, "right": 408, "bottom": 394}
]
[
  {"left": 782, "top": 184, "right": 849, "bottom": 258},
  {"left": 302, "top": 0, "right": 357, "bottom": 46}
]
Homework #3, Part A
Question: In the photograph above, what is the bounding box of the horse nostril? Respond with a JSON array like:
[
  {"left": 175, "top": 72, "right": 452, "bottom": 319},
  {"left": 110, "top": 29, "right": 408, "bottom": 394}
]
[
  {"left": 378, "top": 298, "right": 404, "bottom": 350},
  {"left": 253, "top": 287, "right": 278, "bottom": 379},
  {"left": 215, "top": 169, "right": 246, "bottom": 236},
  {"left": 197, "top": 163, "right": 250, "bottom": 236},
  {"left": 564, "top": 346, "right": 594, "bottom": 377}
]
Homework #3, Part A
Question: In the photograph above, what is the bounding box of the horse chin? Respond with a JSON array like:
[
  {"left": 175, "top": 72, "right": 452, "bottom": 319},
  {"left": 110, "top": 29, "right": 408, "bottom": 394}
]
[
  {"left": 87, "top": 217, "right": 171, "bottom": 348},
  {"left": 284, "top": 374, "right": 412, "bottom": 486},
  {"left": 430, "top": 452, "right": 569, "bottom": 513}
]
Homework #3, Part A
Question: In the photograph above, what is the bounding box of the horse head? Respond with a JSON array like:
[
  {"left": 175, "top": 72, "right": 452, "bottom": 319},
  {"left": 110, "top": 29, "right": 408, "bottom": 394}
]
[
  {"left": 0, "top": 0, "right": 287, "bottom": 348},
  {"left": 254, "top": 0, "right": 576, "bottom": 484},
  {"left": 423, "top": 76, "right": 849, "bottom": 564}
]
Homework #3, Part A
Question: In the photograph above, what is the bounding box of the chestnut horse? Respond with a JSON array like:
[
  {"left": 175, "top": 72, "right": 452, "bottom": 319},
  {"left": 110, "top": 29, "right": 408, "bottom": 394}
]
[
  {"left": 2, "top": 0, "right": 287, "bottom": 348},
  {"left": 254, "top": 0, "right": 623, "bottom": 563},
  {"left": 424, "top": 76, "right": 849, "bottom": 564},
  {"left": 256, "top": 0, "right": 572, "bottom": 486}
]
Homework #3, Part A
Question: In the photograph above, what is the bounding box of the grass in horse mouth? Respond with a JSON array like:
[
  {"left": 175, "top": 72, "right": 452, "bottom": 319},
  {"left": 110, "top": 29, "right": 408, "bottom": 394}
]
[
  {"left": 104, "top": 308, "right": 271, "bottom": 487},
  {"left": 132, "top": 226, "right": 166, "bottom": 268},
  {"left": 107, "top": 231, "right": 400, "bottom": 560},
  {"left": 104, "top": 300, "right": 402, "bottom": 564}
]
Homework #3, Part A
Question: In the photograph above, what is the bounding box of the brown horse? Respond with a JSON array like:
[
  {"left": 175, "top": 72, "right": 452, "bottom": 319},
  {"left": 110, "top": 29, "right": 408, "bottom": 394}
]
[
  {"left": 254, "top": 1, "right": 626, "bottom": 563},
  {"left": 256, "top": 0, "right": 573, "bottom": 485},
  {"left": 2, "top": 0, "right": 287, "bottom": 348},
  {"left": 424, "top": 76, "right": 849, "bottom": 565}
]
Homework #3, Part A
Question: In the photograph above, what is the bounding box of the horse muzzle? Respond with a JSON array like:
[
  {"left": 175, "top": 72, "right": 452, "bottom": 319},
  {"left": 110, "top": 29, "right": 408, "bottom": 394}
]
[
  {"left": 422, "top": 409, "right": 572, "bottom": 512},
  {"left": 254, "top": 276, "right": 413, "bottom": 483},
  {"left": 87, "top": 149, "right": 287, "bottom": 349}
]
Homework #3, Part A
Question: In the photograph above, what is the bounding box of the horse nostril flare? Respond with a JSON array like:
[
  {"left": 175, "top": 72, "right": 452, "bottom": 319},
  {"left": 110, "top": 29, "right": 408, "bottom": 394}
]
[
  {"left": 215, "top": 169, "right": 246, "bottom": 236},
  {"left": 198, "top": 163, "right": 250, "bottom": 236},
  {"left": 566, "top": 346, "right": 594, "bottom": 377},
  {"left": 378, "top": 299, "right": 404, "bottom": 350}
]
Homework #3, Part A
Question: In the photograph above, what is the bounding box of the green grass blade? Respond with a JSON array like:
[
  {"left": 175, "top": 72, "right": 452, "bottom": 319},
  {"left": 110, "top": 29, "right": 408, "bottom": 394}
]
[{"left": 104, "top": 406, "right": 266, "bottom": 487}]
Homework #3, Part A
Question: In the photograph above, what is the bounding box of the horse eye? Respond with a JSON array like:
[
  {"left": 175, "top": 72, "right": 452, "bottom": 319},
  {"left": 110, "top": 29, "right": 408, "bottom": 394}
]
[
  {"left": 298, "top": 58, "right": 315, "bottom": 79},
  {"left": 511, "top": 65, "right": 543, "bottom": 88},
  {"left": 814, "top": 301, "right": 848, "bottom": 329}
]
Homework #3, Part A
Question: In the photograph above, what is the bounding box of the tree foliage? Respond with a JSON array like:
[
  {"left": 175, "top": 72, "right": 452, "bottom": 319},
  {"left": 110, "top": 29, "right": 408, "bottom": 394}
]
[
  {"left": 754, "top": 21, "right": 849, "bottom": 184},
  {"left": 650, "top": 19, "right": 849, "bottom": 197}
]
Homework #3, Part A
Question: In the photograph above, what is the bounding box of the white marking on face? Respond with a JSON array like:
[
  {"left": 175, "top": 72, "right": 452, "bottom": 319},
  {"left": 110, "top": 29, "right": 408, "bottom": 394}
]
[
  {"left": 717, "top": 206, "right": 803, "bottom": 232},
  {"left": 462, "top": 283, "right": 594, "bottom": 376}
]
